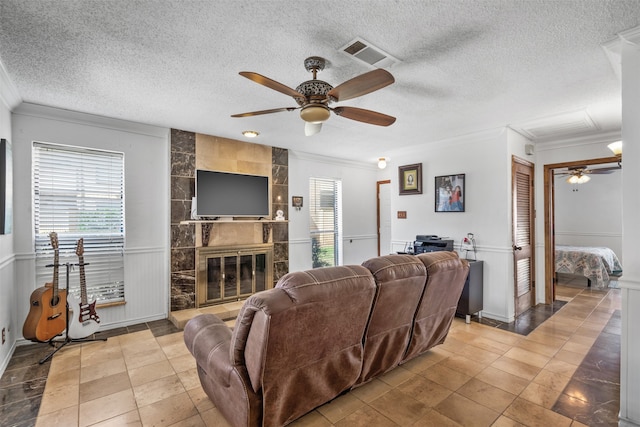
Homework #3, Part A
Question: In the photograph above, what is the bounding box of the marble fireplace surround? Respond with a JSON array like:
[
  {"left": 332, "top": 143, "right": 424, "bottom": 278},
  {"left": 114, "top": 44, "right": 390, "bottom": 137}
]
[{"left": 170, "top": 129, "right": 289, "bottom": 312}]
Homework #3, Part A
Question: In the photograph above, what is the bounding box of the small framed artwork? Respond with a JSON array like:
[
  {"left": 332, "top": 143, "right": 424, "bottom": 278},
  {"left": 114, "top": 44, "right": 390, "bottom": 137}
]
[
  {"left": 435, "top": 174, "right": 465, "bottom": 212},
  {"left": 292, "top": 196, "right": 303, "bottom": 210},
  {"left": 399, "top": 163, "right": 422, "bottom": 195},
  {"left": 0, "top": 138, "right": 12, "bottom": 234}
]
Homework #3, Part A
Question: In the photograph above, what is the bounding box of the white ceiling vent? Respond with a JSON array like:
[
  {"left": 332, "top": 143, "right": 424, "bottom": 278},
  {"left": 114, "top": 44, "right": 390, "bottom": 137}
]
[
  {"left": 515, "top": 110, "right": 600, "bottom": 141},
  {"left": 339, "top": 38, "right": 400, "bottom": 69}
]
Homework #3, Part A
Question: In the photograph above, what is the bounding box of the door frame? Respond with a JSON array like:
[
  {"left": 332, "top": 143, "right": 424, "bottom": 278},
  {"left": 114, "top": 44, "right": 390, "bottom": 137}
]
[
  {"left": 377, "top": 180, "right": 391, "bottom": 256},
  {"left": 543, "top": 155, "right": 619, "bottom": 303}
]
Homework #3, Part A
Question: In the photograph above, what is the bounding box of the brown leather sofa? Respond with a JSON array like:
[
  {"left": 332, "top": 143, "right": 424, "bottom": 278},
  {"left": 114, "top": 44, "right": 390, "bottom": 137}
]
[{"left": 183, "top": 251, "right": 469, "bottom": 427}]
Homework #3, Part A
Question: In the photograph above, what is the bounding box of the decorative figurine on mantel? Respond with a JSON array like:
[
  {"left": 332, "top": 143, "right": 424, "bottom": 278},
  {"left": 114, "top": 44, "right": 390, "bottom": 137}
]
[{"left": 275, "top": 210, "right": 285, "bottom": 221}]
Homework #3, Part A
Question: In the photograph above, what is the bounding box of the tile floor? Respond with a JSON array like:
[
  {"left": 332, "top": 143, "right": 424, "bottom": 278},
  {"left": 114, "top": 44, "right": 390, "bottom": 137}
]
[{"left": 0, "top": 280, "right": 620, "bottom": 427}]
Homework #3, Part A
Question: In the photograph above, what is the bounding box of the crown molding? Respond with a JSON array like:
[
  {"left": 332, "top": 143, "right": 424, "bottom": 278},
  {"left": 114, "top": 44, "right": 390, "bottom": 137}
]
[
  {"left": 602, "top": 25, "right": 640, "bottom": 82},
  {"left": 619, "top": 25, "right": 640, "bottom": 46},
  {"left": 0, "top": 57, "right": 22, "bottom": 110},
  {"left": 386, "top": 126, "right": 508, "bottom": 159},
  {"left": 289, "top": 150, "right": 376, "bottom": 170},
  {"left": 13, "top": 102, "right": 169, "bottom": 138}
]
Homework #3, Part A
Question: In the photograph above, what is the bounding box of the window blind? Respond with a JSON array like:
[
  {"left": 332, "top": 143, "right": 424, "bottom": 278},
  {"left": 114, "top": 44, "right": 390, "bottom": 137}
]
[
  {"left": 309, "top": 177, "right": 342, "bottom": 268},
  {"left": 33, "top": 142, "right": 125, "bottom": 304}
]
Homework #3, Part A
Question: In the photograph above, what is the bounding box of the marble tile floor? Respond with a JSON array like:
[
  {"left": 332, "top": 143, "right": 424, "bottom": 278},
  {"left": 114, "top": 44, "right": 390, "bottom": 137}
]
[{"left": 0, "top": 283, "right": 620, "bottom": 426}]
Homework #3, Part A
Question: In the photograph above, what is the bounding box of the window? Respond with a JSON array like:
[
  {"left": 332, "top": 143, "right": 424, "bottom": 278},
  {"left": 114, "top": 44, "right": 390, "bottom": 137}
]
[
  {"left": 33, "top": 142, "right": 125, "bottom": 304},
  {"left": 309, "top": 177, "right": 342, "bottom": 267}
]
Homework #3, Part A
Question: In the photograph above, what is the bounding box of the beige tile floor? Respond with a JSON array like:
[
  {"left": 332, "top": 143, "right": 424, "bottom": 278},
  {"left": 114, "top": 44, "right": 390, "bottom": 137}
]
[{"left": 35, "top": 283, "right": 619, "bottom": 426}]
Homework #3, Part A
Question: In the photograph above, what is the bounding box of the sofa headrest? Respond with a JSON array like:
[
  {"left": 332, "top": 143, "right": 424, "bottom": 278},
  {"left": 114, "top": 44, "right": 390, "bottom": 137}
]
[
  {"left": 362, "top": 254, "right": 426, "bottom": 282},
  {"left": 415, "top": 251, "right": 469, "bottom": 273},
  {"left": 275, "top": 265, "right": 375, "bottom": 302}
]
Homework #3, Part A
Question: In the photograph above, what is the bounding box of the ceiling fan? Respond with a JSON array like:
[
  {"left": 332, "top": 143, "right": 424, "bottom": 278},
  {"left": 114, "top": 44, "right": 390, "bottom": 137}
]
[
  {"left": 555, "top": 164, "right": 621, "bottom": 184},
  {"left": 231, "top": 56, "right": 396, "bottom": 136}
]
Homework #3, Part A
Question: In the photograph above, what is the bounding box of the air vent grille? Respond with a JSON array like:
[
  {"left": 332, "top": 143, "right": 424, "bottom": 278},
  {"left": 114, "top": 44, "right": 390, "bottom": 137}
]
[
  {"left": 344, "top": 41, "right": 367, "bottom": 55},
  {"left": 340, "top": 38, "right": 399, "bottom": 69}
]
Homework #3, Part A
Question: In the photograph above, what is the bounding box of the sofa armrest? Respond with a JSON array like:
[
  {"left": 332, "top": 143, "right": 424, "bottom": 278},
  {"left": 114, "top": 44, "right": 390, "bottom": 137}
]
[
  {"left": 184, "top": 314, "right": 231, "bottom": 369},
  {"left": 184, "top": 314, "right": 261, "bottom": 427}
]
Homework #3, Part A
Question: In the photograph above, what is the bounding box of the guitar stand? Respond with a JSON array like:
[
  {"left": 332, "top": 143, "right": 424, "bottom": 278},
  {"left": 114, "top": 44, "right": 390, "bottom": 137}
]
[{"left": 39, "top": 262, "right": 107, "bottom": 364}]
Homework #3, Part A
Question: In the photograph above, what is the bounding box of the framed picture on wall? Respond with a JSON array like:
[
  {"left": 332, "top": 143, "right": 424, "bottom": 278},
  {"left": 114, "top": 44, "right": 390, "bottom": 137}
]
[
  {"left": 0, "top": 138, "right": 12, "bottom": 234},
  {"left": 399, "top": 163, "right": 422, "bottom": 195},
  {"left": 435, "top": 174, "right": 465, "bottom": 212}
]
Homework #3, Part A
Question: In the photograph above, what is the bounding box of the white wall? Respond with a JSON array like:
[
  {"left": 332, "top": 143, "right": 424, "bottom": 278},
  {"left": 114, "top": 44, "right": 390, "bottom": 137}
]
[
  {"left": 0, "top": 68, "right": 16, "bottom": 375},
  {"left": 288, "top": 151, "right": 379, "bottom": 271},
  {"left": 619, "top": 30, "right": 640, "bottom": 427},
  {"left": 378, "top": 128, "right": 524, "bottom": 322},
  {"left": 11, "top": 103, "right": 170, "bottom": 341}
]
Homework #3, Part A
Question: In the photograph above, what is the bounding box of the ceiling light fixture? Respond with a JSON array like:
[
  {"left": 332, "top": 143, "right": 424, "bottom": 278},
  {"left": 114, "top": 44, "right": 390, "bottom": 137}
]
[
  {"left": 242, "top": 130, "right": 259, "bottom": 138},
  {"left": 299, "top": 104, "right": 331, "bottom": 124},
  {"left": 567, "top": 174, "right": 591, "bottom": 184},
  {"left": 378, "top": 157, "right": 388, "bottom": 169},
  {"left": 608, "top": 140, "right": 622, "bottom": 157}
]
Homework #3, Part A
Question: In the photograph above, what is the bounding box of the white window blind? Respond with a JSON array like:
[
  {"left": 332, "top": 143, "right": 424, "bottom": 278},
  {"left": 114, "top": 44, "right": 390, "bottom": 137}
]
[
  {"left": 309, "top": 177, "right": 342, "bottom": 268},
  {"left": 33, "top": 142, "right": 125, "bottom": 304}
]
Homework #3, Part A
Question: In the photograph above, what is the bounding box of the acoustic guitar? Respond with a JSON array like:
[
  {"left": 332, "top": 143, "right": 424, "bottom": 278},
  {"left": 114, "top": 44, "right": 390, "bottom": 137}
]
[
  {"left": 68, "top": 238, "right": 100, "bottom": 338},
  {"left": 23, "top": 232, "right": 68, "bottom": 342}
]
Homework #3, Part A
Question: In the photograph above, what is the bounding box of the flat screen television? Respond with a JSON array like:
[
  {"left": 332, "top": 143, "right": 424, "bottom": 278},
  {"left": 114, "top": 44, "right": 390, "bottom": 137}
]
[{"left": 195, "top": 170, "right": 270, "bottom": 218}]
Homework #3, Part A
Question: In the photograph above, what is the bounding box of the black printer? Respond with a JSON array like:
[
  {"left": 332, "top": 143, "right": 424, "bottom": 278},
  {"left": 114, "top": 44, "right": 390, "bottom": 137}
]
[{"left": 413, "top": 235, "right": 453, "bottom": 254}]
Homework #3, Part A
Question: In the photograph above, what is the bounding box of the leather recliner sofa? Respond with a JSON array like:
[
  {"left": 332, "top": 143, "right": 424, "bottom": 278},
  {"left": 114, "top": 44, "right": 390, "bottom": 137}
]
[{"left": 183, "top": 251, "right": 470, "bottom": 427}]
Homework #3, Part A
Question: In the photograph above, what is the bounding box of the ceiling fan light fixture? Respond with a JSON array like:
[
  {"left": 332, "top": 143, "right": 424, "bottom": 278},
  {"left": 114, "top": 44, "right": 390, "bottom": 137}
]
[
  {"left": 300, "top": 104, "right": 330, "bottom": 124},
  {"left": 567, "top": 174, "right": 590, "bottom": 184},
  {"left": 242, "top": 130, "right": 259, "bottom": 138}
]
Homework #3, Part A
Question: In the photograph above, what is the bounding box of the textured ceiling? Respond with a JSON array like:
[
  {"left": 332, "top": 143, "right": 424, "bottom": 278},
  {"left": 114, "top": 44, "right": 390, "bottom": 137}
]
[{"left": 1, "top": 0, "right": 638, "bottom": 162}]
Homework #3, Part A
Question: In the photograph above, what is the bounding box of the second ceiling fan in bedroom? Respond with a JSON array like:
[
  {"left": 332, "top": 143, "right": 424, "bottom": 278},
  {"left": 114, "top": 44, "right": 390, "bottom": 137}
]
[
  {"left": 555, "top": 164, "right": 621, "bottom": 184},
  {"left": 231, "top": 56, "right": 396, "bottom": 136}
]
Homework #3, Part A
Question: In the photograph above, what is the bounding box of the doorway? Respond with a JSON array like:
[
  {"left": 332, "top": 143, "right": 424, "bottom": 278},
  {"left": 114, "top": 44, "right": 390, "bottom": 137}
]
[
  {"left": 377, "top": 180, "right": 391, "bottom": 256},
  {"left": 543, "top": 155, "right": 619, "bottom": 303}
]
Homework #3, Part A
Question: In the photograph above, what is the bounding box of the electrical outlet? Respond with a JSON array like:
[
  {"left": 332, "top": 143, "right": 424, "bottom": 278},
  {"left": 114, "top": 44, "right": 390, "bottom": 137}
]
[{"left": 2, "top": 328, "right": 5, "bottom": 345}]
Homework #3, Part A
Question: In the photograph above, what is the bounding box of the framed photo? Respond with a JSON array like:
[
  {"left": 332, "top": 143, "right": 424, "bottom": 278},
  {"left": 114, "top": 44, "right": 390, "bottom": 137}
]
[
  {"left": 435, "top": 174, "right": 465, "bottom": 212},
  {"left": 0, "top": 138, "right": 12, "bottom": 234},
  {"left": 292, "top": 196, "right": 303, "bottom": 210},
  {"left": 399, "top": 163, "right": 422, "bottom": 195}
]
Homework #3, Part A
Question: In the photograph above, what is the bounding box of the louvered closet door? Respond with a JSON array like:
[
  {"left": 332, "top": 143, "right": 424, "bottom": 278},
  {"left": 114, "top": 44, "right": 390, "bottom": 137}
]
[{"left": 512, "top": 157, "right": 535, "bottom": 317}]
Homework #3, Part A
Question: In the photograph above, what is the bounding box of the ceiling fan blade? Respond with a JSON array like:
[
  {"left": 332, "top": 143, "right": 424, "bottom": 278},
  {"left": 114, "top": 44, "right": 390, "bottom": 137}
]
[
  {"left": 231, "top": 107, "right": 298, "bottom": 117},
  {"left": 304, "top": 122, "right": 322, "bottom": 136},
  {"left": 586, "top": 166, "right": 620, "bottom": 174},
  {"left": 239, "top": 72, "right": 303, "bottom": 99},
  {"left": 327, "top": 69, "right": 395, "bottom": 102},
  {"left": 333, "top": 106, "right": 396, "bottom": 126}
]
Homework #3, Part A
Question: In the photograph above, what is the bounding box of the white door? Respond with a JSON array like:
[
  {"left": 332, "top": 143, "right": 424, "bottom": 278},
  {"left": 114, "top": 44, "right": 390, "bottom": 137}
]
[{"left": 378, "top": 181, "right": 391, "bottom": 255}]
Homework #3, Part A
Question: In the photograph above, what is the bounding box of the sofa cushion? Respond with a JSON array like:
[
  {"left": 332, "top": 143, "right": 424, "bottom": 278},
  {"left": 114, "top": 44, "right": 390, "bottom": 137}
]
[
  {"left": 357, "top": 254, "right": 427, "bottom": 385},
  {"left": 404, "top": 251, "right": 470, "bottom": 362},
  {"left": 236, "top": 265, "right": 376, "bottom": 427}
]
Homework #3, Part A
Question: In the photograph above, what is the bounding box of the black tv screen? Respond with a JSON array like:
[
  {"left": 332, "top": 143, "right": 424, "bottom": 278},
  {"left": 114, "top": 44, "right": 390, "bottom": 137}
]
[{"left": 196, "top": 170, "right": 270, "bottom": 217}]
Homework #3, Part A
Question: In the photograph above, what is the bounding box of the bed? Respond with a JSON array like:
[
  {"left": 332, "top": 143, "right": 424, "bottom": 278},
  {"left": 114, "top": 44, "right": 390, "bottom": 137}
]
[{"left": 555, "top": 245, "right": 623, "bottom": 288}]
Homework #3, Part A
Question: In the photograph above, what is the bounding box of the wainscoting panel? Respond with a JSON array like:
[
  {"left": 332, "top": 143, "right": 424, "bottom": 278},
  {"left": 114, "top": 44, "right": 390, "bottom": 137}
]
[
  {"left": 108, "top": 246, "right": 168, "bottom": 326},
  {"left": 0, "top": 254, "right": 16, "bottom": 378},
  {"left": 14, "top": 247, "right": 168, "bottom": 340}
]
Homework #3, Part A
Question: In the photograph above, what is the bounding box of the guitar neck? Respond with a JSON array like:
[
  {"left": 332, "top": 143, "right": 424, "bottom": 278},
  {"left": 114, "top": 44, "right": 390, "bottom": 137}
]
[
  {"left": 79, "top": 255, "right": 88, "bottom": 305},
  {"left": 52, "top": 249, "right": 59, "bottom": 298}
]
